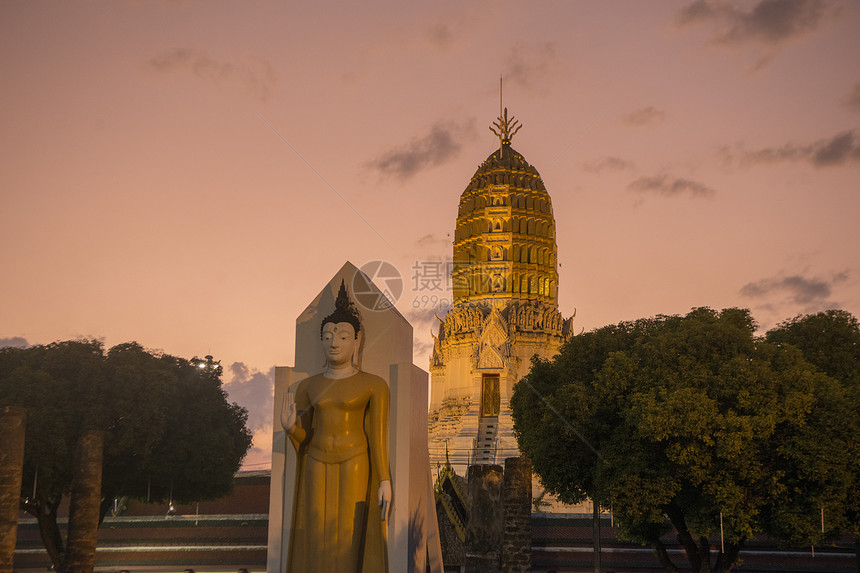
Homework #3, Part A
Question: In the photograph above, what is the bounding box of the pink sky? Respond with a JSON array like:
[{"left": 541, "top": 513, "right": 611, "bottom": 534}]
[{"left": 2, "top": 1, "right": 859, "bottom": 468}]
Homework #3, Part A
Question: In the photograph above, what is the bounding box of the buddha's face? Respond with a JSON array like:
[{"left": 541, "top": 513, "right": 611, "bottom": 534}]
[{"left": 322, "top": 322, "right": 357, "bottom": 367}]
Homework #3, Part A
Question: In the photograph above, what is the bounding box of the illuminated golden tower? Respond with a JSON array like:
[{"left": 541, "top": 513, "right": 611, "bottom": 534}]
[
  {"left": 429, "top": 107, "right": 574, "bottom": 475},
  {"left": 452, "top": 112, "right": 560, "bottom": 310}
]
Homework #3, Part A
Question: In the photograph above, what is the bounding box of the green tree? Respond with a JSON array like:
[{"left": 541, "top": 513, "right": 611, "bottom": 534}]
[
  {"left": 766, "top": 310, "right": 860, "bottom": 567},
  {"left": 99, "top": 345, "right": 252, "bottom": 511},
  {"left": 3, "top": 341, "right": 105, "bottom": 569},
  {"left": 0, "top": 341, "right": 253, "bottom": 571},
  {"left": 512, "top": 308, "right": 856, "bottom": 573}
]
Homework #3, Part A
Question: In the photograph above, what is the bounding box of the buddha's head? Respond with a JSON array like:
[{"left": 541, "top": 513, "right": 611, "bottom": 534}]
[
  {"left": 321, "top": 321, "right": 357, "bottom": 367},
  {"left": 320, "top": 280, "right": 362, "bottom": 367}
]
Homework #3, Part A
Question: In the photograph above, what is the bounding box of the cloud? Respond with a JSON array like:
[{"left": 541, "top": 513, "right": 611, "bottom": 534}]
[
  {"left": 224, "top": 362, "right": 274, "bottom": 470},
  {"left": 741, "top": 275, "right": 830, "bottom": 303},
  {"left": 846, "top": 82, "right": 860, "bottom": 112},
  {"left": 148, "top": 48, "right": 276, "bottom": 101},
  {"left": 405, "top": 308, "right": 444, "bottom": 363},
  {"left": 677, "top": 0, "right": 828, "bottom": 45},
  {"left": 241, "top": 422, "right": 273, "bottom": 470},
  {"left": 628, "top": 174, "right": 716, "bottom": 199},
  {"left": 406, "top": 307, "right": 445, "bottom": 334},
  {"left": 725, "top": 129, "right": 860, "bottom": 168},
  {"left": 812, "top": 131, "right": 860, "bottom": 166},
  {"left": 413, "top": 338, "right": 434, "bottom": 364},
  {"left": 740, "top": 271, "right": 848, "bottom": 322},
  {"left": 426, "top": 22, "right": 456, "bottom": 51},
  {"left": 504, "top": 42, "right": 560, "bottom": 92},
  {"left": 583, "top": 157, "right": 635, "bottom": 173},
  {"left": 622, "top": 107, "right": 666, "bottom": 127},
  {"left": 415, "top": 234, "right": 451, "bottom": 249},
  {"left": 223, "top": 362, "right": 274, "bottom": 432},
  {"left": 422, "top": 7, "right": 480, "bottom": 52},
  {"left": 0, "top": 337, "right": 29, "bottom": 349},
  {"left": 367, "top": 120, "right": 475, "bottom": 181}
]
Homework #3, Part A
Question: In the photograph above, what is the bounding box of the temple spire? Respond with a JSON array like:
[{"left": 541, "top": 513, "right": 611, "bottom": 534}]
[{"left": 489, "top": 76, "right": 522, "bottom": 158}]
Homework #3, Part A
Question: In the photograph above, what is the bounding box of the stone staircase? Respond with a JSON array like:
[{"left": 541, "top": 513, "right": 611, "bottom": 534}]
[{"left": 471, "top": 416, "right": 499, "bottom": 464}]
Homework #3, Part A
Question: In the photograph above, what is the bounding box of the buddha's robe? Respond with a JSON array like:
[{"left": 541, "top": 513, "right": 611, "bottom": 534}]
[{"left": 287, "top": 371, "right": 389, "bottom": 572}]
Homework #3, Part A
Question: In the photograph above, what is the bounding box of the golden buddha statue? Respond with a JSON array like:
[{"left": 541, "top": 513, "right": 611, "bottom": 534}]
[{"left": 281, "top": 282, "right": 391, "bottom": 572}]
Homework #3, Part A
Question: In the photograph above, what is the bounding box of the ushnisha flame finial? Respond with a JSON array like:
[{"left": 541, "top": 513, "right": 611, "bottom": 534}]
[{"left": 489, "top": 76, "right": 521, "bottom": 157}]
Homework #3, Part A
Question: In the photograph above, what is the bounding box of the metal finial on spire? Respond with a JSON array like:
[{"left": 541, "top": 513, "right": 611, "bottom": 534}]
[{"left": 489, "top": 76, "right": 522, "bottom": 157}]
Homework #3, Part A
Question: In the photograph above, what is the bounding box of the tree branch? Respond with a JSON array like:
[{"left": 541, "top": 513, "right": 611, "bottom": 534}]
[
  {"left": 650, "top": 538, "right": 680, "bottom": 573},
  {"left": 713, "top": 540, "right": 744, "bottom": 573},
  {"left": 665, "top": 503, "right": 701, "bottom": 573},
  {"left": 34, "top": 499, "right": 64, "bottom": 571},
  {"left": 698, "top": 536, "right": 711, "bottom": 573}
]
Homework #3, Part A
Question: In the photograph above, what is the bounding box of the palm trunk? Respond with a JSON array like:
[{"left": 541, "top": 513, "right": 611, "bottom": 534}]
[
  {"left": 64, "top": 429, "right": 105, "bottom": 573},
  {"left": 0, "top": 406, "right": 27, "bottom": 571}
]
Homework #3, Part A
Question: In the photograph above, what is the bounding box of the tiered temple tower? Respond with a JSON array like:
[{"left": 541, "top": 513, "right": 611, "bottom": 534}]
[{"left": 428, "top": 109, "right": 574, "bottom": 475}]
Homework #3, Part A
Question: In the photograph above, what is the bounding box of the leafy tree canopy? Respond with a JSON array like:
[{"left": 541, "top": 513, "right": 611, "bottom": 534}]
[
  {"left": 765, "top": 310, "right": 860, "bottom": 540},
  {"left": 0, "top": 340, "right": 253, "bottom": 570},
  {"left": 512, "top": 308, "right": 858, "bottom": 573}
]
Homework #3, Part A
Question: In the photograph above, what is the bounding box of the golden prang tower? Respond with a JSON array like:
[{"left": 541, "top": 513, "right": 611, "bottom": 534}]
[{"left": 428, "top": 107, "right": 574, "bottom": 474}]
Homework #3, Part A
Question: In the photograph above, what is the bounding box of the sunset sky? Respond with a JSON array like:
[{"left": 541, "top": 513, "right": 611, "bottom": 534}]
[{"left": 2, "top": 1, "right": 859, "bottom": 467}]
